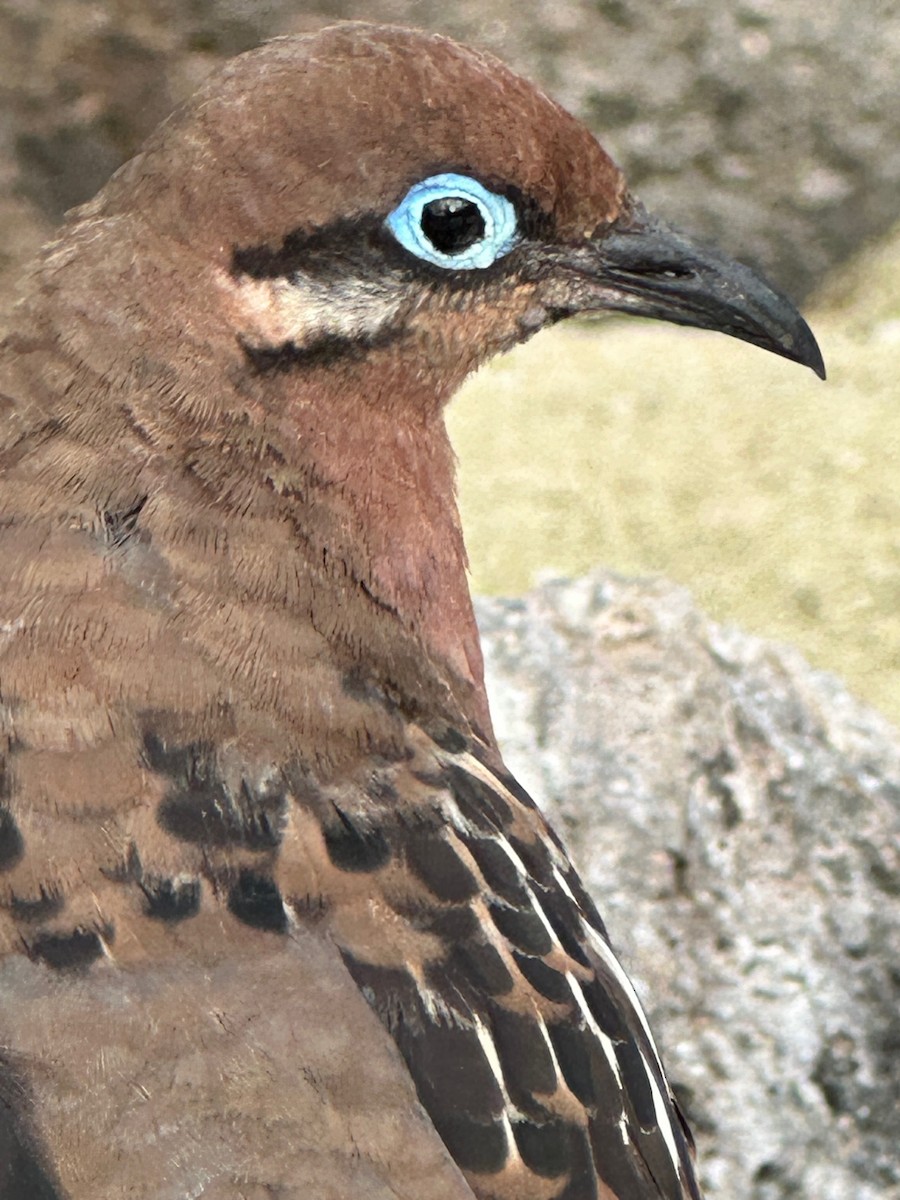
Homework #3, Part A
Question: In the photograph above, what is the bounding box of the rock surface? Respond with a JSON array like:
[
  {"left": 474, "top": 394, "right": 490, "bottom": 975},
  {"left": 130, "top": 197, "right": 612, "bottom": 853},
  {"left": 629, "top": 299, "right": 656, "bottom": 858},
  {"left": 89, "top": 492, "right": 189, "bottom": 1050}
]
[
  {"left": 476, "top": 571, "right": 900, "bottom": 1200},
  {"left": 1, "top": 0, "right": 899, "bottom": 305}
]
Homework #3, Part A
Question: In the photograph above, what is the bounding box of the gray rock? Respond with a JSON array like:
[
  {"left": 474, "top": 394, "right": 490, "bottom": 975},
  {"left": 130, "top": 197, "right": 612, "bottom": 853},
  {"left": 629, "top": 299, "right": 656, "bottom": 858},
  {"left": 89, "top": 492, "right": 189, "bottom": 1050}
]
[{"left": 476, "top": 571, "right": 900, "bottom": 1200}]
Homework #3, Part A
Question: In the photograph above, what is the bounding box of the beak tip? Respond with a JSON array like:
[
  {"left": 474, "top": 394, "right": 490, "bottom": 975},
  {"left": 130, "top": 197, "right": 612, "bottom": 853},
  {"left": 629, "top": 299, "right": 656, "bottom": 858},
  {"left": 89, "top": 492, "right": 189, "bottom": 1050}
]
[{"left": 791, "top": 321, "right": 826, "bottom": 381}]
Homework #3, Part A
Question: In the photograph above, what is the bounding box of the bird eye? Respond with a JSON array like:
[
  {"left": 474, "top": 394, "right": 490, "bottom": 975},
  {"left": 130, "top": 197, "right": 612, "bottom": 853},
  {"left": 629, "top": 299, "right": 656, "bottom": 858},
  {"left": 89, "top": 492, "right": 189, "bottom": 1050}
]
[{"left": 386, "top": 173, "right": 518, "bottom": 269}]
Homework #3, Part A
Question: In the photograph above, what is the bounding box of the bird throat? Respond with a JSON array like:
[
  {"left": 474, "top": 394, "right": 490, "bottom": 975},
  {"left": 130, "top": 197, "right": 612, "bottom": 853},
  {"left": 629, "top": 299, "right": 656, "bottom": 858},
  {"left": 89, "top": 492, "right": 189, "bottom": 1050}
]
[{"left": 264, "top": 353, "right": 495, "bottom": 749}]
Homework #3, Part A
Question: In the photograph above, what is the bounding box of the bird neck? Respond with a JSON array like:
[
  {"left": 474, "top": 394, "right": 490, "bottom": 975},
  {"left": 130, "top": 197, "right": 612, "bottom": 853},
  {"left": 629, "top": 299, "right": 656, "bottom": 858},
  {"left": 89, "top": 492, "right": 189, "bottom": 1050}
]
[{"left": 271, "top": 358, "right": 494, "bottom": 743}]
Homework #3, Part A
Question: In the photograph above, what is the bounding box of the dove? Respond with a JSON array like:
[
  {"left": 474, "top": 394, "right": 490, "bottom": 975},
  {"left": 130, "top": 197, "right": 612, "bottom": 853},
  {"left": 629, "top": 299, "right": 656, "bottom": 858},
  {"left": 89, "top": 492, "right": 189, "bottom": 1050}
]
[{"left": 0, "top": 21, "right": 823, "bottom": 1200}]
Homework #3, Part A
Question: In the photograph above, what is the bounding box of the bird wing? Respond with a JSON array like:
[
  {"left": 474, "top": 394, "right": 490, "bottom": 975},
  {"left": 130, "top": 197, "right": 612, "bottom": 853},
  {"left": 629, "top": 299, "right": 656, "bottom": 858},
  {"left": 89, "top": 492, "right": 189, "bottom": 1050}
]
[
  {"left": 1, "top": 672, "right": 699, "bottom": 1199},
  {"left": 319, "top": 729, "right": 703, "bottom": 1200}
]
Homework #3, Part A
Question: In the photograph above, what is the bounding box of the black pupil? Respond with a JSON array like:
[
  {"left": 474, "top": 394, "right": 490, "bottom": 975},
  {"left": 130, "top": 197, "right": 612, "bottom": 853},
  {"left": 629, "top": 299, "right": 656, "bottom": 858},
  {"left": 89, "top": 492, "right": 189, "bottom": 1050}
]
[{"left": 421, "top": 196, "right": 486, "bottom": 255}]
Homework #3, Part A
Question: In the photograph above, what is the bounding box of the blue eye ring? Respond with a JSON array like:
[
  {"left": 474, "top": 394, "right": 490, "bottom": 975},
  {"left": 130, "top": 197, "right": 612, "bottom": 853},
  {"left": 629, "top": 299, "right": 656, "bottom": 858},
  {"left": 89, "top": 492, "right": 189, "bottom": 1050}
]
[{"left": 386, "top": 172, "right": 519, "bottom": 270}]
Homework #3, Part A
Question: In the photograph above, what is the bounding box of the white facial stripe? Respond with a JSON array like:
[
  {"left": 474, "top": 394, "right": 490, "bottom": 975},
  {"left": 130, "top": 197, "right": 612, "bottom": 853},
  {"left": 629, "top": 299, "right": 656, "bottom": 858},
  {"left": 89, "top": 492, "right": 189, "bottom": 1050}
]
[{"left": 228, "top": 271, "right": 403, "bottom": 348}]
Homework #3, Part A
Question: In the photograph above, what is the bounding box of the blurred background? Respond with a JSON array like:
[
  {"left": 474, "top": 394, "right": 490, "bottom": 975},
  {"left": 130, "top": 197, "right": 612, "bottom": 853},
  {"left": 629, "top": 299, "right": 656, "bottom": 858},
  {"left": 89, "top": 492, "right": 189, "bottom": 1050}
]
[{"left": 1, "top": 0, "right": 899, "bottom": 722}]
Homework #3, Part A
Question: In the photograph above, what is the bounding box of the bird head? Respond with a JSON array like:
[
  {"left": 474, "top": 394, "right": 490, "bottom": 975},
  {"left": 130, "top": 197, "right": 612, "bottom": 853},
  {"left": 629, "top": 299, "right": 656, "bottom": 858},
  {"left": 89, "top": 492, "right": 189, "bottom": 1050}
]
[{"left": 86, "top": 21, "right": 823, "bottom": 409}]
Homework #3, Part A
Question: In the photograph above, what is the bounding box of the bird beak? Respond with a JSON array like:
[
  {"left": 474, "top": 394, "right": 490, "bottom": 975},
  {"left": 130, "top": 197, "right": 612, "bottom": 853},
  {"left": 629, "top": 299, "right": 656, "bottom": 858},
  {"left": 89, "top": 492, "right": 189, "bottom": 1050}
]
[{"left": 565, "top": 200, "right": 826, "bottom": 379}]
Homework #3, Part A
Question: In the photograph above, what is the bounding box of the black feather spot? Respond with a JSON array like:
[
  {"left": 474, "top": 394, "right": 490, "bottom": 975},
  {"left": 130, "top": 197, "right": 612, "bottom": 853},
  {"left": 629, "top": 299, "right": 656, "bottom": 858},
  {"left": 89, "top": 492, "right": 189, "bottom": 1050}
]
[
  {"left": 141, "top": 876, "right": 201, "bottom": 922},
  {"left": 7, "top": 888, "right": 65, "bottom": 922},
  {"left": 0, "top": 807, "right": 24, "bottom": 872},
  {"left": 397, "top": 1015, "right": 505, "bottom": 1123},
  {"left": 553, "top": 1124, "right": 602, "bottom": 1200},
  {"left": 548, "top": 1021, "right": 629, "bottom": 1128},
  {"left": 513, "top": 1118, "right": 574, "bottom": 1179},
  {"left": 415, "top": 904, "right": 480, "bottom": 942},
  {"left": 429, "top": 725, "right": 469, "bottom": 754},
  {"left": 339, "top": 952, "right": 424, "bottom": 1036},
  {"left": 533, "top": 887, "right": 591, "bottom": 966},
  {"left": 322, "top": 806, "right": 391, "bottom": 872},
  {"left": 489, "top": 900, "right": 554, "bottom": 956},
  {"left": 142, "top": 730, "right": 191, "bottom": 775},
  {"left": 467, "top": 748, "right": 537, "bottom": 810},
  {"left": 513, "top": 952, "right": 572, "bottom": 1004},
  {"left": 227, "top": 870, "right": 286, "bottom": 932},
  {"left": 445, "top": 764, "right": 511, "bottom": 831},
  {"left": 340, "top": 668, "right": 397, "bottom": 711},
  {"left": 366, "top": 772, "right": 399, "bottom": 804},
  {"left": 436, "top": 939, "right": 515, "bottom": 998},
  {"left": 404, "top": 833, "right": 479, "bottom": 902},
  {"left": 507, "top": 832, "right": 553, "bottom": 879},
  {"left": 547, "top": 1020, "right": 595, "bottom": 1105},
  {"left": 429, "top": 1113, "right": 509, "bottom": 1175},
  {"left": 583, "top": 975, "right": 632, "bottom": 1042},
  {"left": 589, "top": 1119, "right": 656, "bottom": 1198},
  {"left": 489, "top": 1003, "right": 558, "bottom": 1106},
  {"left": 460, "top": 834, "right": 531, "bottom": 905},
  {"left": 614, "top": 1038, "right": 656, "bottom": 1129},
  {"left": 630, "top": 1120, "right": 686, "bottom": 1199},
  {"left": 421, "top": 959, "right": 485, "bottom": 1014},
  {"left": 157, "top": 787, "right": 285, "bottom": 849},
  {"left": 28, "top": 927, "right": 107, "bottom": 971},
  {"left": 341, "top": 948, "right": 512, "bottom": 1176},
  {"left": 147, "top": 734, "right": 286, "bottom": 850},
  {"left": 101, "top": 495, "right": 147, "bottom": 547}
]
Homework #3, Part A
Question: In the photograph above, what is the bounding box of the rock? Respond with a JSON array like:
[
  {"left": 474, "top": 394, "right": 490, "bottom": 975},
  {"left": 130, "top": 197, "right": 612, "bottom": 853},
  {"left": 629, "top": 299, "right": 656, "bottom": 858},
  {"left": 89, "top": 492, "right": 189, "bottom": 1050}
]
[{"left": 476, "top": 571, "right": 900, "bottom": 1200}]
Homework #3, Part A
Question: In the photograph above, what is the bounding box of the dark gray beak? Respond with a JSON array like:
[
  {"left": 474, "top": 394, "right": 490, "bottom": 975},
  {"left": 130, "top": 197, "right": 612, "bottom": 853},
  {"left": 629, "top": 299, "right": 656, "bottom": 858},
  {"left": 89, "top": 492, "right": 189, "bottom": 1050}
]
[{"left": 564, "top": 201, "right": 826, "bottom": 379}]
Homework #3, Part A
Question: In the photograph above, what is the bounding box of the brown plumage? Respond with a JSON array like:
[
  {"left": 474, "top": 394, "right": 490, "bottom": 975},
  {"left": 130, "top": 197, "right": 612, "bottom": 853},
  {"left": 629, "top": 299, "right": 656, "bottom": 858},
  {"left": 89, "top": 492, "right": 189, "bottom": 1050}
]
[{"left": 0, "top": 22, "right": 822, "bottom": 1200}]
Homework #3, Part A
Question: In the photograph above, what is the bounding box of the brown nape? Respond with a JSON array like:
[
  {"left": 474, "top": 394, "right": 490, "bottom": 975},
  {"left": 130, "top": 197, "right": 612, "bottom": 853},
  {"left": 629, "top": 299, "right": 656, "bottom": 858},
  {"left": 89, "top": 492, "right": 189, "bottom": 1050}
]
[{"left": 0, "top": 17, "right": 823, "bottom": 1200}]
